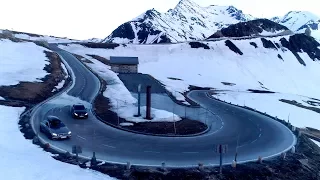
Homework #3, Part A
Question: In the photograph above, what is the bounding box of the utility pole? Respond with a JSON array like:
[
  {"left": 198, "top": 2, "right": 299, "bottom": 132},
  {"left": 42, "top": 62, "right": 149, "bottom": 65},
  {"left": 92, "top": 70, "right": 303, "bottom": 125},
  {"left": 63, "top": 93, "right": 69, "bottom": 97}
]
[
  {"left": 219, "top": 145, "right": 223, "bottom": 175},
  {"left": 136, "top": 84, "right": 141, "bottom": 117},
  {"left": 146, "top": 86, "right": 152, "bottom": 120}
]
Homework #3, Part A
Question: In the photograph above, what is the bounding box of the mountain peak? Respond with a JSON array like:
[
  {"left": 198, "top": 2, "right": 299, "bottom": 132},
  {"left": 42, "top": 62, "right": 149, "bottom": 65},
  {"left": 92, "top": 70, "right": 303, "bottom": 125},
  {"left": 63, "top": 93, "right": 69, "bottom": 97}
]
[
  {"left": 171, "top": 0, "right": 202, "bottom": 14},
  {"left": 132, "top": 8, "right": 161, "bottom": 21},
  {"left": 177, "top": 0, "right": 198, "bottom": 6},
  {"left": 277, "top": 11, "right": 319, "bottom": 31},
  {"left": 104, "top": 2, "right": 254, "bottom": 44},
  {"left": 270, "top": 10, "right": 320, "bottom": 41}
]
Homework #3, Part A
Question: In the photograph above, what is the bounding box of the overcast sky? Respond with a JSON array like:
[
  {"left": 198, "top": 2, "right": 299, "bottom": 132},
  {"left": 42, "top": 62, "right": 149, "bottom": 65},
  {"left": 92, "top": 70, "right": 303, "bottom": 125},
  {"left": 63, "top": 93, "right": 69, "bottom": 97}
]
[{"left": 0, "top": 0, "right": 318, "bottom": 40}]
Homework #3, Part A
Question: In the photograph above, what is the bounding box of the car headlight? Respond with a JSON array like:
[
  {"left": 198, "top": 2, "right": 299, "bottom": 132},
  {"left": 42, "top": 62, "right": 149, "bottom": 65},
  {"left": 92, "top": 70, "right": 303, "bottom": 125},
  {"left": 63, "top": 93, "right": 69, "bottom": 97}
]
[
  {"left": 74, "top": 113, "right": 78, "bottom": 116},
  {"left": 52, "top": 133, "right": 57, "bottom": 136},
  {"left": 85, "top": 113, "right": 88, "bottom": 116},
  {"left": 68, "top": 131, "right": 71, "bottom": 135}
]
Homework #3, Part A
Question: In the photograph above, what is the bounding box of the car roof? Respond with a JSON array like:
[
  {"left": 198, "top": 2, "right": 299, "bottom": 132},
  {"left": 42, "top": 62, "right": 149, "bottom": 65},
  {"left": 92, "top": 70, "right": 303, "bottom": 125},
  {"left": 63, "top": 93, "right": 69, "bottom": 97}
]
[{"left": 47, "top": 116, "right": 60, "bottom": 121}]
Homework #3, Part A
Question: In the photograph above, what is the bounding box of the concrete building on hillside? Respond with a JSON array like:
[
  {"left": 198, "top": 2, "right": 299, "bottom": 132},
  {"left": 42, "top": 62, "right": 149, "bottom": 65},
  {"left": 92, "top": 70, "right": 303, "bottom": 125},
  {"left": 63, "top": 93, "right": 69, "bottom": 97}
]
[{"left": 110, "top": 56, "right": 139, "bottom": 73}]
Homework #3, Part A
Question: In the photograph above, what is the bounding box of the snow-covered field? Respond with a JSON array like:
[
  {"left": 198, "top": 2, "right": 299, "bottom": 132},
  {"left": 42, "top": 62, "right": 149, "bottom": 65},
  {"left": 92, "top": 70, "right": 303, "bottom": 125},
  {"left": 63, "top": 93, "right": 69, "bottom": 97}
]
[
  {"left": 0, "top": 105, "right": 112, "bottom": 180},
  {"left": 0, "top": 39, "right": 50, "bottom": 86},
  {"left": 212, "top": 91, "right": 320, "bottom": 130}
]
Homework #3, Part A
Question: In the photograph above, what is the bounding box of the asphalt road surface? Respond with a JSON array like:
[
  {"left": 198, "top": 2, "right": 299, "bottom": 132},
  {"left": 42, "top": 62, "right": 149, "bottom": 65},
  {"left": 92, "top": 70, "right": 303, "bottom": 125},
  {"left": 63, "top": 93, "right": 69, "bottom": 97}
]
[{"left": 30, "top": 45, "right": 296, "bottom": 167}]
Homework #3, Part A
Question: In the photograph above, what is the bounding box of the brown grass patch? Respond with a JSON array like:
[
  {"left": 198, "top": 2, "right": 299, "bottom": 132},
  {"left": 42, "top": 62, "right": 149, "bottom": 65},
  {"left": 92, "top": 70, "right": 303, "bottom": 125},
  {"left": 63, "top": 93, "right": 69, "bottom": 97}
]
[{"left": 0, "top": 51, "right": 68, "bottom": 104}]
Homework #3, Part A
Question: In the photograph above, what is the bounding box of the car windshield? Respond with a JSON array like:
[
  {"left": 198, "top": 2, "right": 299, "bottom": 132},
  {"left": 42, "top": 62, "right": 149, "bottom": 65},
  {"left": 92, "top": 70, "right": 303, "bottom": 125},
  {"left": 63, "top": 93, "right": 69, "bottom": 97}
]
[
  {"left": 50, "top": 119, "right": 65, "bottom": 129},
  {"left": 74, "top": 105, "right": 85, "bottom": 110}
]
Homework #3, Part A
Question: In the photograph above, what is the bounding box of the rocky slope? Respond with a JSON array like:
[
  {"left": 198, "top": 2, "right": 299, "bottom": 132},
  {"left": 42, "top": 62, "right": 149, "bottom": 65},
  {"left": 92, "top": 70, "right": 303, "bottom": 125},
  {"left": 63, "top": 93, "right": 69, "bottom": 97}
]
[
  {"left": 102, "top": 0, "right": 254, "bottom": 44},
  {"left": 208, "top": 19, "right": 291, "bottom": 39}
]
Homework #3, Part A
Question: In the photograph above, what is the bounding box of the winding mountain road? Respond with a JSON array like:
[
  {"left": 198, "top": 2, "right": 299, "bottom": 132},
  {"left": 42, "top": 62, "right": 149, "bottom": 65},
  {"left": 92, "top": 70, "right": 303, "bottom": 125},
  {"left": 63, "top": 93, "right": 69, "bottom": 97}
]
[{"left": 30, "top": 44, "right": 296, "bottom": 167}]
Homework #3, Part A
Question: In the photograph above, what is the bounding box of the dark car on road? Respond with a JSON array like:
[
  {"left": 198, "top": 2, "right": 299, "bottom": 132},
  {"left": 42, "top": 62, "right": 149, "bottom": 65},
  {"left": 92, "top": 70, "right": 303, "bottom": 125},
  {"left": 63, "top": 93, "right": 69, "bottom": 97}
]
[
  {"left": 40, "top": 116, "right": 71, "bottom": 140},
  {"left": 71, "top": 104, "right": 88, "bottom": 119}
]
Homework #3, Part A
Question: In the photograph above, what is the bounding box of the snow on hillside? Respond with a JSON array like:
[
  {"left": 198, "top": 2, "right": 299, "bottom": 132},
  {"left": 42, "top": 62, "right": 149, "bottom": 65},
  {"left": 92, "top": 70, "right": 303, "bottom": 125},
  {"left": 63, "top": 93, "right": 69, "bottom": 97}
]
[
  {"left": 278, "top": 11, "right": 319, "bottom": 31},
  {"left": 60, "top": 35, "right": 320, "bottom": 100},
  {"left": 311, "top": 139, "right": 320, "bottom": 148},
  {"left": 272, "top": 11, "right": 320, "bottom": 41},
  {"left": 103, "top": 0, "right": 254, "bottom": 44},
  {"left": 212, "top": 91, "right": 320, "bottom": 130},
  {"left": 13, "top": 33, "right": 80, "bottom": 43},
  {"left": 0, "top": 39, "right": 50, "bottom": 86},
  {"left": 0, "top": 105, "right": 112, "bottom": 180}
]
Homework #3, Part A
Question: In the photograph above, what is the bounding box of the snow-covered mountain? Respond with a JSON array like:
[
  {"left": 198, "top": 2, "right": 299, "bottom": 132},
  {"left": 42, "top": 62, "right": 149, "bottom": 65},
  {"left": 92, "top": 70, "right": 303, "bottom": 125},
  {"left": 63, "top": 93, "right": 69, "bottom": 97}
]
[
  {"left": 102, "top": 0, "right": 254, "bottom": 44},
  {"left": 271, "top": 11, "right": 320, "bottom": 40}
]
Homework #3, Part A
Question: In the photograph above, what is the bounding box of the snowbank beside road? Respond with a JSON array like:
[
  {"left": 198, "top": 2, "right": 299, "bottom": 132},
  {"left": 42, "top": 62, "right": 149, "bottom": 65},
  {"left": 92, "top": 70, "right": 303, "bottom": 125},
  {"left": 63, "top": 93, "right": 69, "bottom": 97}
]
[
  {"left": 0, "top": 39, "right": 50, "bottom": 86},
  {"left": 52, "top": 62, "right": 68, "bottom": 92},
  {"left": 212, "top": 91, "right": 320, "bottom": 130},
  {"left": 0, "top": 105, "right": 112, "bottom": 180}
]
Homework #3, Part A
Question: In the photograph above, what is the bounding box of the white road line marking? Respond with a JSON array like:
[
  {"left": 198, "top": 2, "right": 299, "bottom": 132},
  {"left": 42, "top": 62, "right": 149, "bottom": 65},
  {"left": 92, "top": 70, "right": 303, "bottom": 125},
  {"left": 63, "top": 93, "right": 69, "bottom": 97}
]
[
  {"left": 102, "top": 144, "right": 116, "bottom": 148},
  {"left": 77, "top": 135, "right": 86, "bottom": 140},
  {"left": 183, "top": 152, "right": 199, "bottom": 154},
  {"left": 144, "top": 151, "right": 160, "bottom": 154},
  {"left": 251, "top": 139, "right": 258, "bottom": 144},
  {"left": 259, "top": 133, "right": 262, "bottom": 138}
]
